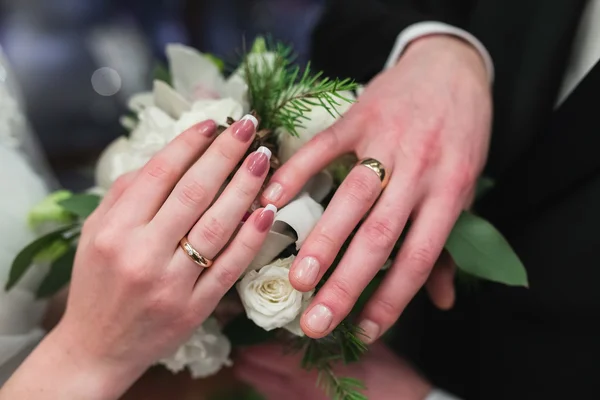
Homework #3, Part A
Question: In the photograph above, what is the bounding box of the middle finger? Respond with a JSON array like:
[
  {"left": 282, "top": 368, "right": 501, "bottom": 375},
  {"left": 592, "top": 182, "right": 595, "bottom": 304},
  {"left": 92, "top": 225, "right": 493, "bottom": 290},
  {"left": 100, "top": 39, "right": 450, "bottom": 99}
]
[
  {"left": 300, "top": 171, "right": 417, "bottom": 338},
  {"left": 150, "top": 114, "right": 258, "bottom": 242}
]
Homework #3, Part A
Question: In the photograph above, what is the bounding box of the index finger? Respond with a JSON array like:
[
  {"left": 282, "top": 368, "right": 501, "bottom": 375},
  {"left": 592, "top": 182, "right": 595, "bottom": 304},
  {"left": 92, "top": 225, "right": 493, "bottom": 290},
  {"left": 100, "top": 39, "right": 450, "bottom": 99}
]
[
  {"left": 261, "top": 122, "right": 352, "bottom": 208},
  {"left": 110, "top": 120, "right": 217, "bottom": 226}
]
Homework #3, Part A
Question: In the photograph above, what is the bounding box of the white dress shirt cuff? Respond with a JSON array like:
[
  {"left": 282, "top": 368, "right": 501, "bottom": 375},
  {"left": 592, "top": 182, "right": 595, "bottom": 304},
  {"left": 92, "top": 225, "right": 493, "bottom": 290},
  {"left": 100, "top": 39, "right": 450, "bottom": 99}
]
[
  {"left": 384, "top": 21, "right": 495, "bottom": 84},
  {"left": 425, "top": 388, "right": 463, "bottom": 400}
]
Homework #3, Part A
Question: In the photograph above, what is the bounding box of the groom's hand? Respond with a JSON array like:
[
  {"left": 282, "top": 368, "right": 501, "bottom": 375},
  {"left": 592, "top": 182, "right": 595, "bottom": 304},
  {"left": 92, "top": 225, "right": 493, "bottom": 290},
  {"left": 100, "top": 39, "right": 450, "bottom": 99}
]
[{"left": 261, "top": 35, "right": 492, "bottom": 341}]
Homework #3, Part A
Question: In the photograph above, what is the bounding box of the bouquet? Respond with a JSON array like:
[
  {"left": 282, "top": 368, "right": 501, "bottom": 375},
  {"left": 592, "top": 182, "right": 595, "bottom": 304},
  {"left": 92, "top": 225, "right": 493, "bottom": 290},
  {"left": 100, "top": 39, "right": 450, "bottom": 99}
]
[{"left": 6, "top": 37, "right": 528, "bottom": 399}]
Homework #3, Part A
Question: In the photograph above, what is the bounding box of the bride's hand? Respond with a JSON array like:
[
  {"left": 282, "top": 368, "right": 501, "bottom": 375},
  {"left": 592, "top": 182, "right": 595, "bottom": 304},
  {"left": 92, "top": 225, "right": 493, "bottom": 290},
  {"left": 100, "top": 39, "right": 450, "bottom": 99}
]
[{"left": 1, "top": 116, "right": 275, "bottom": 399}]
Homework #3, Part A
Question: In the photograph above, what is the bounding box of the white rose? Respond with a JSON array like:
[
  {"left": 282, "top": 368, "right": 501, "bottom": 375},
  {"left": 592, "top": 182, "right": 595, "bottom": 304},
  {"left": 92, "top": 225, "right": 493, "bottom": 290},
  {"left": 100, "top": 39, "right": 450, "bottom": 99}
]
[
  {"left": 282, "top": 290, "right": 314, "bottom": 337},
  {"left": 237, "top": 256, "right": 313, "bottom": 332},
  {"left": 159, "top": 318, "right": 232, "bottom": 379},
  {"left": 277, "top": 91, "right": 355, "bottom": 163}
]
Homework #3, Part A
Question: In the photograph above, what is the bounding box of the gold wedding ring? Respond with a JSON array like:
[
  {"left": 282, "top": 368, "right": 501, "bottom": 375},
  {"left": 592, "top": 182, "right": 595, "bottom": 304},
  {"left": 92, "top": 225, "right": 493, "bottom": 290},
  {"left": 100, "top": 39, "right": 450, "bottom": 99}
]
[
  {"left": 180, "top": 237, "right": 214, "bottom": 268},
  {"left": 356, "top": 158, "right": 390, "bottom": 189}
]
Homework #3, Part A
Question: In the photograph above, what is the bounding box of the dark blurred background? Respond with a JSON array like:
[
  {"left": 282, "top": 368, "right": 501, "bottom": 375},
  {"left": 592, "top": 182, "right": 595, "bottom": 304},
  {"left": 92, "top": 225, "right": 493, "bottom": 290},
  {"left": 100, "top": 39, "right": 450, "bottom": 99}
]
[{"left": 0, "top": 0, "right": 325, "bottom": 190}]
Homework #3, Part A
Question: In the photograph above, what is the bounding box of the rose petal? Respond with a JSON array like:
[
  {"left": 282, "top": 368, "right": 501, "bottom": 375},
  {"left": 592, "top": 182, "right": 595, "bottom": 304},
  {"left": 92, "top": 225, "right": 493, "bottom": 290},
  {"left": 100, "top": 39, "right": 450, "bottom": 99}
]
[
  {"left": 166, "top": 44, "right": 226, "bottom": 102},
  {"left": 127, "top": 91, "right": 154, "bottom": 113},
  {"left": 237, "top": 257, "right": 306, "bottom": 331},
  {"left": 174, "top": 98, "right": 244, "bottom": 132},
  {"left": 95, "top": 136, "right": 133, "bottom": 190},
  {"left": 159, "top": 318, "right": 231, "bottom": 379},
  {"left": 283, "top": 290, "right": 314, "bottom": 337},
  {"left": 223, "top": 74, "right": 250, "bottom": 112},
  {"left": 153, "top": 80, "right": 191, "bottom": 119}
]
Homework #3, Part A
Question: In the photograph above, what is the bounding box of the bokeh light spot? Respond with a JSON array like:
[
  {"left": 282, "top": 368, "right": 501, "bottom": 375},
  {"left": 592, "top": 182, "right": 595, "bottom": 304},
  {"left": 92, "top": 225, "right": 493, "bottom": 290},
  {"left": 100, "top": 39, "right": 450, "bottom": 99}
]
[{"left": 91, "top": 67, "right": 121, "bottom": 96}]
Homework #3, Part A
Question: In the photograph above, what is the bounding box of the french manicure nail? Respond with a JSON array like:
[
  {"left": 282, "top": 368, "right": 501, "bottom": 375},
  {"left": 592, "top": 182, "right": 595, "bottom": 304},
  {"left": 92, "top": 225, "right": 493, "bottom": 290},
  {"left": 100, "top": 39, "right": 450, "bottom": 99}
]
[
  {"left": 305, "top": 304, "right": 333, "bottom": 334},
  {"left": 293, "top": 257, "right": 320, "bottom": 287},
  {"left": 256, "top": 204, "right": 277, "bottom": 232},
  {"left": 247, "top": 146, "right": 272, "bottom": 177},
  {"left": 358, "top": 319, "right": 379, "bottom": 344},
  {"left": 263, "top": 182, "right": 283, "bottom": 203},
  {"left": 233, "top": 114, "right": 258, "bottom": 142}
]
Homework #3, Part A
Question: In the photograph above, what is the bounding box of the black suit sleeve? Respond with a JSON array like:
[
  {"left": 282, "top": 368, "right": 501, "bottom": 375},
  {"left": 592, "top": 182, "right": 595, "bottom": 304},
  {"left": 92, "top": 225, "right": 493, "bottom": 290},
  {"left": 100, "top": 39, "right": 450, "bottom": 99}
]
[{"left": 311, "top": 0, "right": 475, "bottom": 82}]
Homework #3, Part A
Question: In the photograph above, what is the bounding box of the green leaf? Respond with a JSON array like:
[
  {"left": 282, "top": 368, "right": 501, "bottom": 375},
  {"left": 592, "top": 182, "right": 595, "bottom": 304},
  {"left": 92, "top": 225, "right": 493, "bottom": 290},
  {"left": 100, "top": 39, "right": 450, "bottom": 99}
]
[
  {"left": 28, "top": 190, "right": 74, "bottom": 229},
  {"left": 36, "top": 246, "right": 76, "bottom": 298},
  {"left": 33, "top": 239, "right": 70, "bottom": 263},
  {"left": 445, "top": 211, "right": 528, "bottom": 287},
  {"left": 6, "top": 226, "right": 76, "bottom": 291},
  {"left": 58, "top": 194, "right": 101, "bottom": 219},
  {"left": 223, "top": 314, "right": 277, "bottom": 346}
]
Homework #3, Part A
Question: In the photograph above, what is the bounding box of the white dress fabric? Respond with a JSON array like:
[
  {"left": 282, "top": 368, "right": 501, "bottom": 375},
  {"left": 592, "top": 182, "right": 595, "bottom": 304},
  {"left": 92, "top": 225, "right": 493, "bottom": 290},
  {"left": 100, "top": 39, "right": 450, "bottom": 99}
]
[{"left": 0, "top": 49, "right": 51, "bottom": 385}]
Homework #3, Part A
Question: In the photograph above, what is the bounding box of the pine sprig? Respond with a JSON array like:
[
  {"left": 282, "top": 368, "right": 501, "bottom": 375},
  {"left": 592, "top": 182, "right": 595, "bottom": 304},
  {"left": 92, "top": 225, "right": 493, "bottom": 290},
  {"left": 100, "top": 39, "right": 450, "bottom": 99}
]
[
  {"left": 291, "top": 321, "right": 368, "bottom": 400},
  {"left": 242, "top": 39, "right": 357, "bottom": 137}
]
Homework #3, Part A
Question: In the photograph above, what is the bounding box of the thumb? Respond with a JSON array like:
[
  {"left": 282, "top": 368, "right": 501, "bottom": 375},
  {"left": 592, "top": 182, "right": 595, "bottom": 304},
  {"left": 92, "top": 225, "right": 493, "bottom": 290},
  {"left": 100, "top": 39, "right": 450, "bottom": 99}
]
[
  {"left": 261, "top": 120, "right": 352, "bottom": 208},
  {"left": 425, "top": 250, "right": 456, "bottom": 310}
]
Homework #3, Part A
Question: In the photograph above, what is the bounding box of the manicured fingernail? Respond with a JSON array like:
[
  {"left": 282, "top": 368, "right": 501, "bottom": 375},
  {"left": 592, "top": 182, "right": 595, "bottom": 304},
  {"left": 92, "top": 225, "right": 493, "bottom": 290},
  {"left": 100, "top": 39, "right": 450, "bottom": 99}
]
[
  {"left": 304, "top": 304, "right": 333, "bottom": 334},
  {"left": 358, "top": 319, "right": 379, "bottom": 344},
  {"left": 233, "top": 114, "right": 258, "bottom": 142},
  {"left": 293, "top": 257, "right": 320, "bottom": 287},
  {"left": 263, "top": 182, "right": 283, "bottom": 203},
  {"left": 247, "top": 146, "right": 272, "bottom": 177},
  {"left": 196, "top": 120, "right": 217, "bottom": 137},
  {"left": 256, "top": 204, "right": 277, "bottom": 232}
]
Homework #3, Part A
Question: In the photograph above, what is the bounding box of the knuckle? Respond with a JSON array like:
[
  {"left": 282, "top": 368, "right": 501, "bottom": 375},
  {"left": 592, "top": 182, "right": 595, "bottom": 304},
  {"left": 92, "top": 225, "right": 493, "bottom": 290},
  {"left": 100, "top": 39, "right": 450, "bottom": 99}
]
[
  {"left": 121, "top": 262, "right": 153, "bottom": 287},
  {"left": 327, "top": 279, "right": 354, "bottom": 310},
  {"left": 312, "top": 125, "right": 340, "bottom": 150},
  {"left": 178, "top": 181, "right": 209, "bottom": 209},
  {"left": 312, "top": 231, "right": 340, "bottom": 251},
  {"left": 213, "top": 144, "right": 236, "bottom": 163},
  {"left": 446, "top": 163, "right": 477, "bottom": 195},
  {"left": 199, "top": 217, "right": 229, "bottom": 248},
  {"left": 92, "top": 227, "right": 120, "bottom": 258},
  {"left": 214, "top": 264, "right": 241, "bottom": 290},
  {"left": 233, "top": 182, "right": 255, "bottom": 199},
  {"left": 345, "top": 172, "right": 380, "bottom": 204},
  {"left": 237, "top": 237, "right": 260, "bottom": 256},
  {"left": 362, "top": 219, "right": 398, "bottom": 252},
  {"left": 145, "top": 293, "right": 178, "bottom": 317},
  {"left": 370, "top": 295, "right": 402, "bottom": 323},
  {"left": 405, "top": 247, "right": 437, "bottom": 279},
  {"left": 144, "top": 158, "right": 173, "bottom": 181}
]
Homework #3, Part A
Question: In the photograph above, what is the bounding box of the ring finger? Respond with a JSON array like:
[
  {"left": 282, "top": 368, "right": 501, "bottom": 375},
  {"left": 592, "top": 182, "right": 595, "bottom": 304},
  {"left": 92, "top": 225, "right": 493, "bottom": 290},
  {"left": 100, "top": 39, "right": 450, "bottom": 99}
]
[
  {"left": 186, "top": 145, "right": 272, "bottom": 261},
  {"left": 169, "top": 146, "right": 272, "bottom": 283}
]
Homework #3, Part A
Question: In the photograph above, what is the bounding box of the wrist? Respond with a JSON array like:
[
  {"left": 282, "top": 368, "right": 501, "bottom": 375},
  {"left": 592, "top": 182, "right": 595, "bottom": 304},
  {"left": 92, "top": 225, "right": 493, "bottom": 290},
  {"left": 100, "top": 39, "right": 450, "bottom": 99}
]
[
  {"left": 404, "top": 34, "right": 489, "bottom": 84},
  {"left": 45, "top": 324, "right": 146, "bottom": 399}
]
